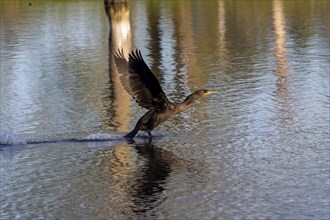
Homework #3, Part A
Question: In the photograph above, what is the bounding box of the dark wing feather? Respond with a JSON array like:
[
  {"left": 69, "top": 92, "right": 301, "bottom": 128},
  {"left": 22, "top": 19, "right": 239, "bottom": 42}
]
[{"left": 113, "top": 49, "right": 170, "bottom": 110}]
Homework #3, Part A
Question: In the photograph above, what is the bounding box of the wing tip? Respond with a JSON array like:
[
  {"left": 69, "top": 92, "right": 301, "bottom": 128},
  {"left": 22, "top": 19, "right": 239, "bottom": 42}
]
[
  {"left": 129, "top": 48, "right": 144, "bottom": 61},
  {"left": 116, "top": 48, "right": 143, "bottom": 60},
  {"left": 114, "top": 48, "right": 125, "bottom": 59}
]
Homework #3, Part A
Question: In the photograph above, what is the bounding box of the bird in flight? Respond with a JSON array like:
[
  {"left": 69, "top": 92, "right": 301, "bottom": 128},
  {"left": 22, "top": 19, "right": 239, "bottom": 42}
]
[{"left": 113, "top": 49, "right": 217, "bottom": 139}]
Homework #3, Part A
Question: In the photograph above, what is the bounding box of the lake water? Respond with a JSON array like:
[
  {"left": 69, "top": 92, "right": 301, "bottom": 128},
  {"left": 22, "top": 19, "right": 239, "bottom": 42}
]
[{"left": 1, "top": 0, "right": 329, "bottom": 219}]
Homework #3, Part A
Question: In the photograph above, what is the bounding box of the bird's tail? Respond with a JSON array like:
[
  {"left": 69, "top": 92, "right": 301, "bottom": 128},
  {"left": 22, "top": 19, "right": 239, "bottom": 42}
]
[{"left": 124, "top": 127, "right": 139, "bottom": 139}]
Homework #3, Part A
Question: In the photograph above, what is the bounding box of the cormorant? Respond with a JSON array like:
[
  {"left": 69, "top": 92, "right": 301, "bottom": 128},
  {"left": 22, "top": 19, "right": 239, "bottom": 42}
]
[{"left": 114, "top": 49, "right": 217, "bottom": 139}]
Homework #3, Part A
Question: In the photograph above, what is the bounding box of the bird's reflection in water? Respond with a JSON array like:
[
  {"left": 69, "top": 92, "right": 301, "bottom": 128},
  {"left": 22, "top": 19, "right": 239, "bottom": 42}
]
[
  {"left": 91, "top": 135, "right": 211, "bottom": 218},
  {"left": 94, "top": 138, "right": 183, "bottom": 218},
  {"left": 129, "top": 140, "right": 172, "bottom": 216}
]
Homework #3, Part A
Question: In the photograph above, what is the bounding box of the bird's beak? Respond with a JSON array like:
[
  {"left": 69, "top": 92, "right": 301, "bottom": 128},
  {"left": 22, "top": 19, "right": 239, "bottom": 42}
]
[{"left": 205, "top": 90, "right": 218, "bottom": 95}]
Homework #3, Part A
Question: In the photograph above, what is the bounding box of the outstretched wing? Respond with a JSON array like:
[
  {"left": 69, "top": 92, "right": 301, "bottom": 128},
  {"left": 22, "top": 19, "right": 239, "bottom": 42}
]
[
  {"left": 113, "top": 49, "right": 170, "bottom": 110},
  {"left": 113, "top": 49, "right": 134, "bottom": 97}
]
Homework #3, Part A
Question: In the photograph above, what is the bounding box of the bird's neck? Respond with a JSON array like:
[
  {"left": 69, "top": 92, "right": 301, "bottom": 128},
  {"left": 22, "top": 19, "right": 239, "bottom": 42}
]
[{"left": 175, "top": 93, "right": 198, "bottom": 113}]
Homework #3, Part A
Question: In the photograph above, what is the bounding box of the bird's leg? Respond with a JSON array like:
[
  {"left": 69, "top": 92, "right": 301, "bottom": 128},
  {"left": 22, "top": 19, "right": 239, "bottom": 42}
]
[
  {"left": 147, "top": 131, "right": 153, "bottom": 143},
  {"left": 123, "top": 124, "right": 139, "bottom": 139}
]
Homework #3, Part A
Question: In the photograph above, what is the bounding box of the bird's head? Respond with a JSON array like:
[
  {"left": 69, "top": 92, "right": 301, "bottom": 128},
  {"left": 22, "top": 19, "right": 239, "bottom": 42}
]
[
  {"left": 179, "top": 89, "right": 218, "bottom": 111},
  {"left": 193, "top": 89, "right": 218, "bottom": 99}
]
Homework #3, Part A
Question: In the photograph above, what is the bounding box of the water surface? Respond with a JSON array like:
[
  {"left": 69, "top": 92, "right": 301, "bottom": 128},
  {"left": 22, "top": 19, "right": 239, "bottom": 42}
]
[{"left": 1, "top": 0, "right": 329, "bottom": 219}]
